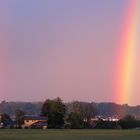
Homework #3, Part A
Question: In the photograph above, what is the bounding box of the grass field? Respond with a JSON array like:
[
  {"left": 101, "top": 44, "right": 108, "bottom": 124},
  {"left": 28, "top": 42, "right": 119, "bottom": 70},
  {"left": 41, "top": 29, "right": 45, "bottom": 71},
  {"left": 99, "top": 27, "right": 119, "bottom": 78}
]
[{"left": 0, "top": 129, "right": 140, "bottom": 140}]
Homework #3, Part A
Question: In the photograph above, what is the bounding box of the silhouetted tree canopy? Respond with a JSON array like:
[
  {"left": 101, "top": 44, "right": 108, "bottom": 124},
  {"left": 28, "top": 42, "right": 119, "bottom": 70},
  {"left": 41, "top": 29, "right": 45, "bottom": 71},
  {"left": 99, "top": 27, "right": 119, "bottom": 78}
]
[
  {"left": 41, "top": 97, "right": 66, "bottom": 128},
  {"left": 67, "top": 101, "right": 97, "bottom": 128},
  {"left": 15, "top": 109, "right": 25, "bottom": 126},
  {"left": 119, "top": 114, "right": 138, "bottom": 129}
]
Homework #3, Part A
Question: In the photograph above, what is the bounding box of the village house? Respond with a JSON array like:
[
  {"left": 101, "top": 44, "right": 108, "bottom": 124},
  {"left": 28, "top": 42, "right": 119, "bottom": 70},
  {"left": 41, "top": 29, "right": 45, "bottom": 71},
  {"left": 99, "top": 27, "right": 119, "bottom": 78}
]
[
  {"left": 22, "top": 115, "right": 48, "bottom": 129},
  {"left": 0, "top": 114, "right": 48, "bottom": 129}
]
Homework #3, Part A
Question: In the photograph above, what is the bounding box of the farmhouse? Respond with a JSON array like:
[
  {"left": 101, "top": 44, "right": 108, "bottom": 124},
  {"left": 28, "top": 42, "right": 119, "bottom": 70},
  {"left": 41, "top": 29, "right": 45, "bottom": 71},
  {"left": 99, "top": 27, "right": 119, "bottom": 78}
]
[{"left": 22, "top": 115, "right": 48, "bottom": 129}]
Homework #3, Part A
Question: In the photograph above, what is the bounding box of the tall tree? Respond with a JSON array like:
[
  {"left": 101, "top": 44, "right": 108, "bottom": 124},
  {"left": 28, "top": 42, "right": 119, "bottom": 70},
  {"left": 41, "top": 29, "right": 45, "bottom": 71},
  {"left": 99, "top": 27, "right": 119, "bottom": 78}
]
[
  {"left": 68, "top": 101, "right": 97, "bottom": 128},
  {"left": 81, "top": 102, "right": 97, "bottom": 125},
  {"left": 67, "top": 101, "right": 84, "bottom": 128},
  {"left": 41, "top": 97, "right": 66, "bottom": 128},
  {"left": 15, "top": 109, "right": 25, "bottom": 126}
]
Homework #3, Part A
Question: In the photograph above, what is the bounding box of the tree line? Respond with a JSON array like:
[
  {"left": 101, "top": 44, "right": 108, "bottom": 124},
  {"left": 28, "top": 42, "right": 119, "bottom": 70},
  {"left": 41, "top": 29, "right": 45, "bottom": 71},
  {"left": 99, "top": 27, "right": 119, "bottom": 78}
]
[
  {"left": 41, "top": 97, "right": 140, "bottom": 129},
  {"left": 0, "top": 100, "right": 140, "bottom": 119},
  {"left": 41, "top": 97, "right": 97, "bottom": 128},
  {"left": 1, "top": 97, "right": 140, "bottom": 129}
]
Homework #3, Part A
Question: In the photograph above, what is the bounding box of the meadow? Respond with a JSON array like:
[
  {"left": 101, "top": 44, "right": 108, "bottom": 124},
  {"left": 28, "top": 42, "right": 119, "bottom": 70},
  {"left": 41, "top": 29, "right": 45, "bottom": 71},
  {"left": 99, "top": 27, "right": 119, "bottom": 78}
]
[{"left": 0, "top": 129, "right": 140, "bottom": 140}]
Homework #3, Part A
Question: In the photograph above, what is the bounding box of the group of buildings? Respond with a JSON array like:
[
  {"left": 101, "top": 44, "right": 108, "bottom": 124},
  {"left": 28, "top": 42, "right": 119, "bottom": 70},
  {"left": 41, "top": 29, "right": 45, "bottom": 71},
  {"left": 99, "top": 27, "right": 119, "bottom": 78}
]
[
  {"left": 0, "top": 115, "right": 48, "bottom": 129},
  {"left": 0, "top": 114, "right": 120, "bottom": 129}
]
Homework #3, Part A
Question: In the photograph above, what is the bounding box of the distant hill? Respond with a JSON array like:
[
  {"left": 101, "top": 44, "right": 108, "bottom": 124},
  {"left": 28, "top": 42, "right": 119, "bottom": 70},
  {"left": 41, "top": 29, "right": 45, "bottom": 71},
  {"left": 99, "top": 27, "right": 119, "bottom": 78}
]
[
  {"left": 95, "top": 102, "right": 140, "bottom": 119},
  {"left": 0, "top": 101, "right": 140, "bottom": 119},
  {"left": 0, "top": 101, "right": 43, "bottom": 115}
]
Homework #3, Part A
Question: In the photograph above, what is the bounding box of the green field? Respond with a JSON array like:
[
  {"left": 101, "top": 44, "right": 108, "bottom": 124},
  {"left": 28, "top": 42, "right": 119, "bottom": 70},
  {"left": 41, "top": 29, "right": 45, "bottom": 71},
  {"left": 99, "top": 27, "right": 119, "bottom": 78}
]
[{"left": 0, "top": 129, "right": 140, "bottom": 140}]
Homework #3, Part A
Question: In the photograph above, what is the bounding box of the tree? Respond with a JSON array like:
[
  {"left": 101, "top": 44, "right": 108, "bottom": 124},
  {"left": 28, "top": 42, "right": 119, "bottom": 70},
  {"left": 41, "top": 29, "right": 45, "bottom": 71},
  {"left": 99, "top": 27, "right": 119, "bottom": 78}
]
[
  {"left": 67, "top": 101, "right": 97, "bottom": 128},
  {"left": 1, "top": 113, "right": 11, "bottom": 127},
  {"left": 68, "top": 111, "right": 84, "bottom": 128},
  {"left": 81, "top": 102, "right": 97, "bottom": 126},
  {"left": 15, "top": 109, "right": 25, "bottom": 126},
  {"left": 119, "top": 114, "right": 137, "bottom": 129},
  {"left": 41, "top": 97, "right": 66, "bottom": 128}
]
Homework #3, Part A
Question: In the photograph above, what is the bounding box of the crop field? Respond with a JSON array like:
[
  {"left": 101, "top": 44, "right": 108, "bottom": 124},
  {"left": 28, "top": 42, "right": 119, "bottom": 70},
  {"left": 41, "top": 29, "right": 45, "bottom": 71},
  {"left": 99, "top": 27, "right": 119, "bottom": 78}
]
[{"left": 0, "top": 129, "right": 140, "bottom": 140}]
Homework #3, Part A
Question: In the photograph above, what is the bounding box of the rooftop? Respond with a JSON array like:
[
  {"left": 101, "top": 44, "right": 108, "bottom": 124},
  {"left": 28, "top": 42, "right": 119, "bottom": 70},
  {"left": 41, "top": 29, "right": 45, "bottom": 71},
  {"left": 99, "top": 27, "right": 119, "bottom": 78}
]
[{"left": 24, "top": 115, "right": 47, "bottom": 121}]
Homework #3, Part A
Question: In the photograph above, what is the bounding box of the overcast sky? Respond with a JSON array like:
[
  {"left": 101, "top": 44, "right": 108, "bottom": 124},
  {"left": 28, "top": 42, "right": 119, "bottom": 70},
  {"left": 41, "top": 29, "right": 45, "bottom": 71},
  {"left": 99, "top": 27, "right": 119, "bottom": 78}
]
[{"left": 0, "top": 0, "right": 140, "bottom": 105}]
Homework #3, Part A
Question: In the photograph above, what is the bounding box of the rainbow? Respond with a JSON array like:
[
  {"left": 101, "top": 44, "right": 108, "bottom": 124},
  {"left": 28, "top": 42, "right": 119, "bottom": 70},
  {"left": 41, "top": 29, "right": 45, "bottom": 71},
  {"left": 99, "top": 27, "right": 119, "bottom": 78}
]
[{"left": 115, "top": 0, "right": 140, "bottom": 105}]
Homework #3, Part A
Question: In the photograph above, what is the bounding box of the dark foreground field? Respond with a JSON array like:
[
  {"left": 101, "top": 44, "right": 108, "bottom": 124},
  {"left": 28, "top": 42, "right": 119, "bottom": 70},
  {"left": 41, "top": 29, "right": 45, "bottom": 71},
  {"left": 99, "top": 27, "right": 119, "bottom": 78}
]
[{"left": 0, "top": 129, "right": 140, "bottom": 140}]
